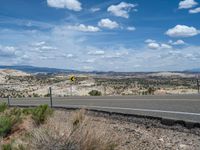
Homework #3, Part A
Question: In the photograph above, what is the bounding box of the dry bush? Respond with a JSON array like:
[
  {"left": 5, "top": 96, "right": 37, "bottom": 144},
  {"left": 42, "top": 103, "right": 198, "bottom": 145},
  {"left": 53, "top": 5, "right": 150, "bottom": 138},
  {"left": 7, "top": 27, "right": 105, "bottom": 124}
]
[
  {"left": 26, "top": 110, "right": 118, "bottom": 150},
  {"left": 71, "top": 109, "right": 86, "bottom": 128}
]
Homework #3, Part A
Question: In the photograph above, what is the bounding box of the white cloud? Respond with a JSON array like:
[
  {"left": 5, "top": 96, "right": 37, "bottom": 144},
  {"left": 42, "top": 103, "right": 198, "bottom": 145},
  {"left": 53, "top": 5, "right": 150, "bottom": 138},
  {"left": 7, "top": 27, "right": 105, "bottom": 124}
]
[
  {"left": 60, "top": 53, "right": 74, "bottom": 58},
  {"left": 165, "top": 25, "right": 200, "bottom": 37},
  {"left": 47, "top": 0, "right": 82, "bottom": 11},
  {"left": 100, "top": 50, "right": 129, "bottom": 59},
  {"left": 67, "top": 24, "right": 100, "bottom": 32},
  {"left": 161, "top": 44, "right": 172, "bottom": 49},
  {"left": 147, "top": 42, "right": 172, "bottom": 49},
  {"left": 179, "top": 0, "right": 198, "bottom": 9},
  {"left": 41, "top": 46, "right": 57, "bottom": 50},
  {"left": 0, "top": 45, "right": 17, "bottom": 57},
  {"left": 33, "top": 41, "right": 46, "bottom": 46},
  {"left": 90, "top": 7, "right": 101, "bottom": 12},
  {"left": 116, "top": 51, "right": 129, "bottom": 56},
  {"left": 107, "top": 2, "right": 137, "bottom": 18},
  {"left": 1, "top": 18, "right": 54, "bottom": 30},
  {"left": 2, "top": 18, "right": 200, "bottom": 71},
  {"left": 127, "top": 26, "right": 136, "bottom": 31},
  {"left": 98, "top": 18, "right": 119, "bottom": 29},
  {"left": 147, "top": 43, "right": 160, "bottom": 49},
  {"left": 84, "top": 59, "right": 95, "bottom": 63},
  {"left": 169, "top": 40, "right": 185, "bottom": 45},
  {"left": 31, "top": 41, "right": 58, "bottom": 53},
  {"left": 21, "top": 54, "right": 29, "bottom": 60},
  {"left": 145, "top": 39, "right": 156, "bottom": 43},
  {"left": 66, "top": 54, "right": 74, "bottom": 58},
  {"left": 88, "top": 50, "right": 105, "bottom": 55},
  {"left": 102, "top": 55, "right": 121, "bottom": 59},
  {"left": 189, "top": 7, "right": 200, "bottom": 13}
]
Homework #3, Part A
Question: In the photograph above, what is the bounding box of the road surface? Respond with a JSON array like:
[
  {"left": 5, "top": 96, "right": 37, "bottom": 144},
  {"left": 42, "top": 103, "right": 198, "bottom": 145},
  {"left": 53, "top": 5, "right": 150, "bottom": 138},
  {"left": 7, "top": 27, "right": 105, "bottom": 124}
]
[{"left": 1, "top": 95, "right": 200, "bottom": 123}]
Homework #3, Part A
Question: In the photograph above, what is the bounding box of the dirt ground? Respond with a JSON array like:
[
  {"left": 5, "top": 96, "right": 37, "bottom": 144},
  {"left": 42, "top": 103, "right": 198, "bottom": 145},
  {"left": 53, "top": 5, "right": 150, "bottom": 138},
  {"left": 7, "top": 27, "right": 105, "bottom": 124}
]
[{"left": 1, "top": 109, "right": 200, "bottom": 150}]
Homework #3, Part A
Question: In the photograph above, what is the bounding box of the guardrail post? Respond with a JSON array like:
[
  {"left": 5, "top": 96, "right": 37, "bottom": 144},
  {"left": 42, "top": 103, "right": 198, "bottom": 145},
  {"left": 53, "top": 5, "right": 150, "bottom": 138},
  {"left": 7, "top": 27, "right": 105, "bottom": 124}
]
[
  {"left": 7, "top": 96, "right": 10, "bottom": 107},
  {"left": 49, "top": 87, "right": 53, "bottom": 108}
]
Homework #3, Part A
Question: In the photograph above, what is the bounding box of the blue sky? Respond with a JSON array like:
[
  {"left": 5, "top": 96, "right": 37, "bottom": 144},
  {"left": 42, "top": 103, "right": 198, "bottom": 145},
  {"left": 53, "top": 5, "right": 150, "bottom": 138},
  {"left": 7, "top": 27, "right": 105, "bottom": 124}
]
[{"left": 0, "top": 0, "right": 200, "bottom": 71}]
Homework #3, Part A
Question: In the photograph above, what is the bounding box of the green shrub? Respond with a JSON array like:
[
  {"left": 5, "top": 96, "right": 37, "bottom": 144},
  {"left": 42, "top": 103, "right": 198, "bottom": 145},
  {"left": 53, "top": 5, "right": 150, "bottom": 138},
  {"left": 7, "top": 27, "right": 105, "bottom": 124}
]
[
  {"left": 22, "top": 108, "right": 34, "bottom": 115},
  {"left": 44, "top": 93, "right": 50, "bottom": 97},
  {"left": 88, "top": 90, "right": 102, "bottom": 96},
  {"left": 17, "top": 144, "right": 26, "bottom": 150},
  {"left": 0, "top": 102, "right": 7, "bottom": 112},
  {"left": 32, "top": 105, "right": 53, "bottom": 125},
  {"left": 8, "top": 108, "right": 21, "bottom": 116},
  {"left": 7, "top": 108, "right": 22, "bottom": 126},
  {"left": 0, "top": 116, "right": 12, "bottom": 137},
  {"left": 33, "top": 93, "right": 39, "bottom": 97},
  {"left": 147, "top": 87, "right": 155, "bottom": 95},
  {"left": 2, "top": 143, "right": 12, "bottom": 150}
]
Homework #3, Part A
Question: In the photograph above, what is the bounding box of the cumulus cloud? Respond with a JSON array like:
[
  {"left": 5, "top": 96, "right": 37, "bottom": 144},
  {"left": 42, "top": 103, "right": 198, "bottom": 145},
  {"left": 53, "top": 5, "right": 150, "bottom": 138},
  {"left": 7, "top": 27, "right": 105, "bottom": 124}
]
[
  {"left": 147, "top": 42, "right": 160, "bottom": 49},
  {"left": 169, "top": 40, "right": 185, "bottom": 45},
  {"left": 47, "top": 0, "right": 82, "bottom": 11},
  {"left": 189, "top": 7, "right": 200, "bottom": 13},
  {"left": 67, "top": 24, "right": 100, "bottom": 32},
  {"left": 127, "top": 26, "right": 136, "bottom": 31},
  {"left": 107, "top": 2, "right": 137, "bottom": 18},
  {"left": 147, "top": 42, "right": 172, "bottom": 49},
  {"left": 179, "top": 0, "right": 198, "bottom": 9},
  {"left": 165, "top": 25, "right": 200, "bottom": 37},
  {"left": 98, "top": 18, "right": 119, "bottom": 29},
  {"left": 2, "top": 17, "right": 199, "bottom": 71},
  {"left": 88, "top": 50, "right": 105, "bottom": 55}
]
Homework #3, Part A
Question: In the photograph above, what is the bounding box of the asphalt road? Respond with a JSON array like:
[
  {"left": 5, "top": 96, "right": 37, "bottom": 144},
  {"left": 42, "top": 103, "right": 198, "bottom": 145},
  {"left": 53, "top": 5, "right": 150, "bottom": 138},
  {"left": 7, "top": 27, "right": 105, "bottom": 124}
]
[{"left": 1, "top": 95, "right": 200, "bottom": 123}]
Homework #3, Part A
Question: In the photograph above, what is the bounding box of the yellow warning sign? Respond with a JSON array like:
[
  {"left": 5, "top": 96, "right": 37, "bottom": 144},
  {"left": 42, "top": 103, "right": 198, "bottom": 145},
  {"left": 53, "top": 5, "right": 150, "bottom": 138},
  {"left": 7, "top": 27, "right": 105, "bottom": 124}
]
[{"left": 70, "top": 76, "right": 76, "bottom": 82}]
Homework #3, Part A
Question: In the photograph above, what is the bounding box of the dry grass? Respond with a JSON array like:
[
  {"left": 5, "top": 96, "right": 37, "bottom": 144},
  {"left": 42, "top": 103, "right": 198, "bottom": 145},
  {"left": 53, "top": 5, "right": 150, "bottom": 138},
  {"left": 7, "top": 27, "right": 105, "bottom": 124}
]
[
  {"left": 21, "top": 110, "right": 118, "bottom": 150},
  {"left": 1, "top": 108, "right": 200, "bottom": 150}
]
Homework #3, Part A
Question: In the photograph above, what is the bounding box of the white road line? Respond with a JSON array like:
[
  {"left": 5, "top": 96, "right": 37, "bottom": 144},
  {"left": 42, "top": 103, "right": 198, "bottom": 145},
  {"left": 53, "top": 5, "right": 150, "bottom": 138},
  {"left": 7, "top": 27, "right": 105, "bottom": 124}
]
[
  {"left": 8, "top": 99, "right": 200, "bottom": 101},
  {"left": 58, "top": 104, "right": 200, "bottom": 116},
  {"left": 9, "top": 103, "right": 200, "bottom": 116}
]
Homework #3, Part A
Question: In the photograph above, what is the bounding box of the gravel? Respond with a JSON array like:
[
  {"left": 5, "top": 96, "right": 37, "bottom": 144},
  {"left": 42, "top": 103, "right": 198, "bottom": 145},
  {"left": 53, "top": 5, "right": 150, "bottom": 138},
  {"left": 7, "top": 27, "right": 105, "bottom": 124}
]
[{"left": 85, "top": 110, "right": 200, "bottom": 150}]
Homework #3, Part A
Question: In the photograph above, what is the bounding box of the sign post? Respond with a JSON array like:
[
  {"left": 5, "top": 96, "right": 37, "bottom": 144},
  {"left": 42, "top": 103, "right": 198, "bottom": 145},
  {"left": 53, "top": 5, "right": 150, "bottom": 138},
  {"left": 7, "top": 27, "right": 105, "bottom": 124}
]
[{"left": 69, "top": 76, "right": 76, "bottom": 96}]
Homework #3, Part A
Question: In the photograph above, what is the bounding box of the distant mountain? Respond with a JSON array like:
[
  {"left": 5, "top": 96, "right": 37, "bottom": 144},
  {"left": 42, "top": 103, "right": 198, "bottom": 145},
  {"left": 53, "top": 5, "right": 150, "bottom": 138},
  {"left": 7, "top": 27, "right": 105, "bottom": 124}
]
[
  {"left": 0, "top": 65, "right": 79, "bottom": 74},
  {"left": 185, "top": 68, "right": 200, "bottom": 73},
  {"left": 0, "top": 65, "right": 199, "bottom": 75}
]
